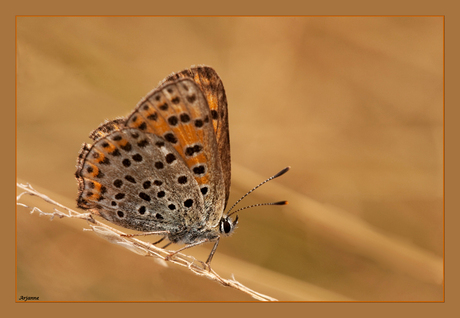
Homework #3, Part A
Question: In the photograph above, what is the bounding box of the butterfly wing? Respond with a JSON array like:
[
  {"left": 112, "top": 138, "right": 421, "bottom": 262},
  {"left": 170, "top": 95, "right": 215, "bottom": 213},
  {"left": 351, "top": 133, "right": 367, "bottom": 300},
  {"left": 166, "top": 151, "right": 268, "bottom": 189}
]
[
  {"left": 124, "top": 75, "right": 226, "bottom": 228},
  {"left": 76, "top": 67, "right": 229, "bottom": 239},
  {"left": 76, "top": 127, "right": 204, "bottom": 234},
  {"left": 163, "top": 66, "right": 231, "bottom": 209}
]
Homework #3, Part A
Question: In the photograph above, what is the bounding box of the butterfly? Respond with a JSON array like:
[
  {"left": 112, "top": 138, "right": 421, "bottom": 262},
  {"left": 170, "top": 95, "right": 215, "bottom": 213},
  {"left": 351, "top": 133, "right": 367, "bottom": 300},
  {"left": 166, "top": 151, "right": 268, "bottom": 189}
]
[{"left": 75, "top": 65, "right": 288, "bottom": 265}]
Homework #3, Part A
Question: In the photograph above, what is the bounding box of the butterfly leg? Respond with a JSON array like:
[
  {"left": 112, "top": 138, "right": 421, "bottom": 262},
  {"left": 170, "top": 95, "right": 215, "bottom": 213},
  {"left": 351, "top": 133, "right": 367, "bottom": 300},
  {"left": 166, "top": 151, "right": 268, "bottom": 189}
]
[
  {"left": 205, "top": 237, "right": 220, "bottom": 265},
  {"left": 152, "top": 236, "right": 166, "bottom": 245},
  {"left": 164, "top": 238, "right": 212, "bottom": 263},
  {"left": 162, "top": 241, "right": 173, "bottom": 248}
]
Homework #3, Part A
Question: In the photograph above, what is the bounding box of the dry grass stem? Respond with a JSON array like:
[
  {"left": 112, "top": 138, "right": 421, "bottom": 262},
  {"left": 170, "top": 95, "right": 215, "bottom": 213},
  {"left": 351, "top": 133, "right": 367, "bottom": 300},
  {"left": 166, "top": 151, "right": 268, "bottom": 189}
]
[{"left": 16, "top": 182, "right": 278, "bottom": 301}]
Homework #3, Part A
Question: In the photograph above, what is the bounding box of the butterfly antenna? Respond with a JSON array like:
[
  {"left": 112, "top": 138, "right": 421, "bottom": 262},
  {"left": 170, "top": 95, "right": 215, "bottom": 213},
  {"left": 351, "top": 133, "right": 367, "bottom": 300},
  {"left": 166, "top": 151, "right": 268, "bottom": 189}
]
[
  {"left": 226, "top": 166, "right": 290, "bottom": 217},
  {"left": 228, "top": 201, "right": 288, "bottom": 217}
]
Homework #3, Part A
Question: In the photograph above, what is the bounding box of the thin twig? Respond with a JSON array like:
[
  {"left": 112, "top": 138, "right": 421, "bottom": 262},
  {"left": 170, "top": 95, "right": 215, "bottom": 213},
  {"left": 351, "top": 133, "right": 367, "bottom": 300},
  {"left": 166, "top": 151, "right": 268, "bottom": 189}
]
[{"left": 16, "top": 182, "right": 277, "bottom": 301}]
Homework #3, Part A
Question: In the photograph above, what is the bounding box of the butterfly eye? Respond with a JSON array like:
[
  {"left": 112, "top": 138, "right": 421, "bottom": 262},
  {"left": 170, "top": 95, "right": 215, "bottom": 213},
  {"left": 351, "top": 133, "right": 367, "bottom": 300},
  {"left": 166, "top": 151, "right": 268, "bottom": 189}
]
[
  {"left": 222, "top": 219, "right": 231, "bottom": 234},
  {"left": 220, "top": 216, "right": 238, "bottom": 235}
]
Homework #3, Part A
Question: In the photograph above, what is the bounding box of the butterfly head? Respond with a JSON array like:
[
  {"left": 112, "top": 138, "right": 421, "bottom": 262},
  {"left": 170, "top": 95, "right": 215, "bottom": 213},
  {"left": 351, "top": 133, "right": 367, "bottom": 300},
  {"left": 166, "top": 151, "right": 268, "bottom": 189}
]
[{"left": 219, "top": 215, "right": 239, "bottom": 236}]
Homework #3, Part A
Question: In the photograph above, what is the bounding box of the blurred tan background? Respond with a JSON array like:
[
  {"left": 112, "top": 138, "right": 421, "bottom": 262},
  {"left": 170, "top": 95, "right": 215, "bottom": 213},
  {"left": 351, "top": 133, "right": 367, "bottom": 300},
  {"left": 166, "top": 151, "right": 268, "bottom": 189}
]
[{"left": 16, "top": 17, "right": 443, "bottom": 301}]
